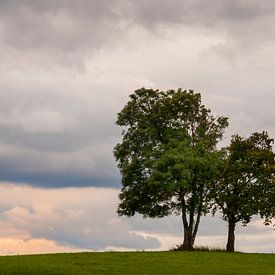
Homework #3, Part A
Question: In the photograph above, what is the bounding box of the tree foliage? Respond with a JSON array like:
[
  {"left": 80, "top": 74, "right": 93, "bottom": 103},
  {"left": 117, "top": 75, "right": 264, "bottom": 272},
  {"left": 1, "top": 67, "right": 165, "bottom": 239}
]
[
  {"left": 213, "top": 132, "right": 275, "bottom": 251},
  {"left": 114, "top": 88, "right": 228, "bottom": 249}
]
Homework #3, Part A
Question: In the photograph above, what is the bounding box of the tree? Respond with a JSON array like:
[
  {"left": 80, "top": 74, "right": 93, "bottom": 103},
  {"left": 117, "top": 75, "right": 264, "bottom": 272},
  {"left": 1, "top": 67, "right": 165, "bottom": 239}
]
[
  {"left": 114, "top": 88, "right": 228, "bottom": 249},
  {"left": 213, "top": 132, "right": 275, "bottom": 252}
]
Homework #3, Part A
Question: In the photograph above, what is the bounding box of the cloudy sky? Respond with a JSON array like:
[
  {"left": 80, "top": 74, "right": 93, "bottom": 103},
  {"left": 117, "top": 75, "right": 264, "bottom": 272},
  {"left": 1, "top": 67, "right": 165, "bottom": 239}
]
[{"left": 0, "top": 0, "right": 274, "bottom": 255}]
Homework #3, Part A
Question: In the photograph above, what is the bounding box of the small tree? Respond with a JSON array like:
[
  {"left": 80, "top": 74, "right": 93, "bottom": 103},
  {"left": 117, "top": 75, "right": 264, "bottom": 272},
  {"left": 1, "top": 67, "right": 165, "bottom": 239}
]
[
  {"left": 213, "top": 132, "right": 275, "bottom": 252},
  {"left": 114, "top": 88, "right": 228, "bottom": 249}
]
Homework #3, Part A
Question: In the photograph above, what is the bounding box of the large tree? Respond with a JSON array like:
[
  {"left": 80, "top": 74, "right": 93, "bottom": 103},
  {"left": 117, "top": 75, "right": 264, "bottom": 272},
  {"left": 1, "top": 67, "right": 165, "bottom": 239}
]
[
  {"left": 213, "top": 132, "right": 275, "bottom": 252},
  {"left": 114, "top": 88, "right": 228, "bottom": 249}
]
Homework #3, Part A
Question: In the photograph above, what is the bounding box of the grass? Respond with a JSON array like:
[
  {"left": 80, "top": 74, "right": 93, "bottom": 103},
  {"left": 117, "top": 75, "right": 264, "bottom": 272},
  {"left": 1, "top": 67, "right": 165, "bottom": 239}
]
[
  {"left": 0, "top": 251, "right": 274, "bottom": 274},
  {"left": 171, "top": 244, "right": 226, "bottom": 252}
]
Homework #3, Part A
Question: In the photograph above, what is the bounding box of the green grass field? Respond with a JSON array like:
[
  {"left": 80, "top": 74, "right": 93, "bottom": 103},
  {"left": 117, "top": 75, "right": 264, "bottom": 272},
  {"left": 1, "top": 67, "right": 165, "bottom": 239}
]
[{"left": 0, "top": 251, "right": 274, "bottom": 275}]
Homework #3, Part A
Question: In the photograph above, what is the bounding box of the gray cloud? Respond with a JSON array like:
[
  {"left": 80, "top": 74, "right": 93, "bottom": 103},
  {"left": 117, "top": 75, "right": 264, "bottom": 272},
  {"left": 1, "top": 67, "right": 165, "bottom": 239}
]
[
  {"left": 0, "top": 0, "right": 122, "bottom": 52},
  {"left": 0, "top": 68, "right": 124, "bottom": 187},
  {"left": 128, "top": 1, "right": 275, "bottom": 33},
  {"left": 1, "top": 0, "right": 275, "bottom": 57},
  {"left": 0, "top": 1, "right": 274, "bottom": 188},
  {"left": 126, "top": 0, "right": 275, "bottom": 66},
  {"left": 128, "top": 0, "right": 275, "bottom": 23}
]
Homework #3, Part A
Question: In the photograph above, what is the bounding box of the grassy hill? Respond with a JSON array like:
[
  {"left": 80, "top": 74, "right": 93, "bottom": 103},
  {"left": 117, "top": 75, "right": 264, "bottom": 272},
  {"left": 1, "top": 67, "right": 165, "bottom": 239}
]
[{"left": 0, "top": 251, "right": 274, "bottom": 274}]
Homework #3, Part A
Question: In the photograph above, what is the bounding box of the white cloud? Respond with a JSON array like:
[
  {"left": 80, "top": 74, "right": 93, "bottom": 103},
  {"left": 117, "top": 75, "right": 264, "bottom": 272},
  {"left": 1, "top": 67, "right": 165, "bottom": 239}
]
[
  {"left": 0, "top": 237, "right": 82, "bottom": 256},
  {"left": 0, "top": 183, "right": 274, "bottom": 255},
  {"left": 0, "top": 183, "right": 160, "bottom": 254}
]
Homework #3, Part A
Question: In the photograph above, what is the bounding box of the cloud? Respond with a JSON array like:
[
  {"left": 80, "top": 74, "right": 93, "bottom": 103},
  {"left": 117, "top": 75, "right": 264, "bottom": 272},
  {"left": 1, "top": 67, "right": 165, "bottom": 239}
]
[
  {"left": 0, "top": 183, "right": 160, "bottom": 254},
  {"left": 0, "top": 0, "right": 123, "bottom": 53},
  {"left": 0, "top": 0, "right": 274, "bottom": 256},
  {"left": 0, "top": 107, "right": 77, "bottom": 134},
  {"left": 128, "top": 1, "right": 275, "bottom": 41},
  {"left": 0, "top": 141, "right": 121, "bottom": 187},
  {"left": 0, "top": 238, "right": 81, "bottom": 256},
  {"left": 1, "top": 183, "right": 274, "bottom": 255},
  {"left": 1, "top": 1, "right": 275, "bottom": 59},
  {"left": 0, "top": 0, "right": 274, "bottom": 189}
]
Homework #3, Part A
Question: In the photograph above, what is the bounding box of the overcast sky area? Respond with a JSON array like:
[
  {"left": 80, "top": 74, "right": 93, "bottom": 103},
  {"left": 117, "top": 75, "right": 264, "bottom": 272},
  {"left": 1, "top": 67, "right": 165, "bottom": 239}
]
[{"left": 0, "top": 0, "right": 274, "bottom": 255}]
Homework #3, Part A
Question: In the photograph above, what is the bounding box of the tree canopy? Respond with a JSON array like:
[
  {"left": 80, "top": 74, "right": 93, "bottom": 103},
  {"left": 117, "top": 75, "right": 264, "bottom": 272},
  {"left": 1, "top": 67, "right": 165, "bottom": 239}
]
[
  {"left": 213, "top": 132, "right": 275, "bottom": 251},
  {"left": 114, "top": 88, "right": 228, "bottom": 249}
]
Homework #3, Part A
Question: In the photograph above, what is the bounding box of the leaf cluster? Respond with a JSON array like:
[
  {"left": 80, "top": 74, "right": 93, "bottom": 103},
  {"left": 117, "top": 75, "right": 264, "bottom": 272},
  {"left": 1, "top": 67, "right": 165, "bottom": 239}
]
[
  {"left": 213, "top": 132, "right": 275, "bottom": 225},
  {"left": 114, "top": 88, "right": 228, "bottom": 218}
]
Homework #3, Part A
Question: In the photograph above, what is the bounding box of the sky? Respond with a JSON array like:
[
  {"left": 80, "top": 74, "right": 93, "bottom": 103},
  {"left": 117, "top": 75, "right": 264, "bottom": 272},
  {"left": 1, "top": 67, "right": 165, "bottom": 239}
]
[{"left": 0, "top": 0, "right": 274, "bottom": 255}]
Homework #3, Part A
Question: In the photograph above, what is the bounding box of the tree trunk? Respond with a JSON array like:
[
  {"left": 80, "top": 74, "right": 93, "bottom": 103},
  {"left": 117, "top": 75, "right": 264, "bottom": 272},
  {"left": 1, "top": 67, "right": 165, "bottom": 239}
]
[
  {"left": 181, "top": 203, "right": 194, "bottom": 250},
  {"left": 182, "top": 226, "right": 195, "bottom": 250},
  {"left": 226, "top": 218, "right": 236, "bottom": 252},
  {"left": 181, "top": 209, "right": 200, "bottom": 250},
  {"left": 180, "top": 194, "right": 202, "bottom": 250}
]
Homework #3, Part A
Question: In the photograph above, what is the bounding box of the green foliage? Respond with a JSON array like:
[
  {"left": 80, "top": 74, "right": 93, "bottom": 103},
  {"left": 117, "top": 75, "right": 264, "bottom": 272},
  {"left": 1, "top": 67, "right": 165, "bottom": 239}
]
[
  {"left": 114, "top": 88, "right": 228, "bottom": 248},
  {"left": 213, "top": 131, "right": 275, "bottom": 226},
  {"left": 0, "top": 252, "right": 275, "bottom": 275}
]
